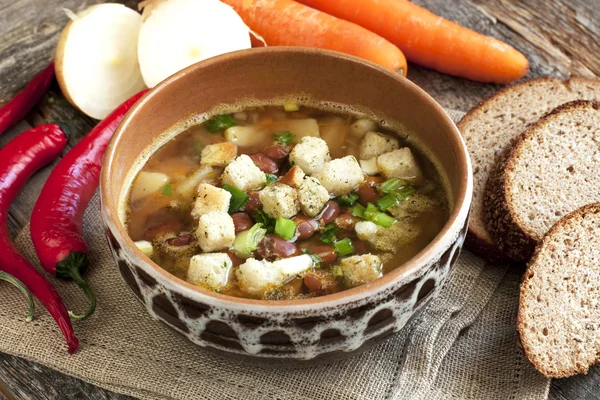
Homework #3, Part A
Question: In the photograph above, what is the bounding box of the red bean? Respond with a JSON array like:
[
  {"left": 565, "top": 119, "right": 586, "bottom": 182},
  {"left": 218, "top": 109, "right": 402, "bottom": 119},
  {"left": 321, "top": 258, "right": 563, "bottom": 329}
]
[
  {"left": 311, "top": 244, "right": 338, "bottom": 265},
  {"left": 243, "top": 191, "right": 262, "bottom": 213},
  {"left": 263, "top": 145, "right": 290, "bottom": 164},
  {"left": 335, "top": 213, "right": 356, "bottom": 231},
  {"left": 304, "top": 270, "right": 341, "bottom": 294},
  {"left": 249, "top": 154, "right": 279, "bottom": 174},
  {"left": 304, "top": 273, "right": 323, "bottom": 293},
  {"left": 358, "top": 182, "right": 379, "bottom": 206},
  {"left": 318, "top": 201, "right": 340, "bottom": 225},
  {"left": 231, "top": 212, "right": 253, "bottom": 234},
  {"left": 225, "top": 251, "right": 245, "bottom": 268},
  {"left": 143, "top": 220, "right": 183, "bottom": 241},
  {"left": 167, "top": 233, "right": 193, "bottom": 247},
  {"left": 353, "top": 239, "right": 370, "bottom": 254},
  {"left": 257, "top": 234, "right": 300, "bottom": 261},
  {"left": 293, "top": 215, "right": 319, "bottom": 240},
  {"left": 366, "top": 176, "right": 385, "bottom": 187}
]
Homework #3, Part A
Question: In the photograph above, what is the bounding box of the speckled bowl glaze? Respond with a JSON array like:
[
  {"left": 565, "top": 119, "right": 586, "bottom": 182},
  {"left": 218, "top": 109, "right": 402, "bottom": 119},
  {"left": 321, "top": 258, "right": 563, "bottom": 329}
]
[{"left": 101, "top": 47, "right": 472, "bottom": 363}]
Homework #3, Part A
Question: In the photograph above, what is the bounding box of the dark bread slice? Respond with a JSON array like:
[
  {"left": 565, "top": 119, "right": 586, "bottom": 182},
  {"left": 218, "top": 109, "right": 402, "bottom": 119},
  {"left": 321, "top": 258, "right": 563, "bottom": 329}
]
[
  {"left": 485, "top": 101, "right": 600, "bottom": 261},
  {"left": 518, "top": 203, "right": 600, "bottom": 378},
  {"left": 457, "top": 77, "right": 600, "bottom": 263}
]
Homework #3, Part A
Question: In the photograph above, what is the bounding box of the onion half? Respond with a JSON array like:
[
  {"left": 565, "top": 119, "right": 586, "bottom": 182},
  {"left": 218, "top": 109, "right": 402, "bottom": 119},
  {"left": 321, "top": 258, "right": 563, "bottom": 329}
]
[
  {"left": 55, "top": 4, "right": 146, "bottom": 120},
  {"left": 137, "top": 0, "right": 252, "bottom": 88}
]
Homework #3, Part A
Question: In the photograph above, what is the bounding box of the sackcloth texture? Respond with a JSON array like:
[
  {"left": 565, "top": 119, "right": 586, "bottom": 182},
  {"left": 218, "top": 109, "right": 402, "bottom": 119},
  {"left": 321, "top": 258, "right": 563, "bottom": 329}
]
[{"left": 0, "top": 110, "right": 550, "bottom": 399}]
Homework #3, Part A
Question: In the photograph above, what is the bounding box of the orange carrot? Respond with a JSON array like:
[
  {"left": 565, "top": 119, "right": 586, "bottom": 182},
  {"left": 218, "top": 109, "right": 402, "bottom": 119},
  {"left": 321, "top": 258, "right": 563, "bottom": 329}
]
[
  {"left": 297, "top": 0, "right": 529, "bottom": 84},
  {"left": 221, "top": 0, "right": 408, "bottom": 75}
]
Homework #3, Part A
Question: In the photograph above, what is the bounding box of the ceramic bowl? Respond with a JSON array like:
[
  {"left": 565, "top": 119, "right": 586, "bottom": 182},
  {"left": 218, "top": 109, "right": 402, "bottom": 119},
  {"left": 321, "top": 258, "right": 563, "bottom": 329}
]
[{"left": 100, "top": 47, "right": 472, "bottom": 363}]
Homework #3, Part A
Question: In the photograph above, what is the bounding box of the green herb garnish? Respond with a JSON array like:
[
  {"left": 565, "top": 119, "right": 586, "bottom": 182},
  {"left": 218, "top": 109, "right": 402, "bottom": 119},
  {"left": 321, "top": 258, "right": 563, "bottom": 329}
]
[
  {"left": 372, "top": 212, "right": 396, "bottom": 228},
  {"left": 266, "top": 173, "right": 279, "bottom": 185},
  {"left": 301, "top": 248, "right": 322, "bottom": 268},
  {"left": 161, "top": 184, "right": 172, "bottom": 196},
  {"left": 222, "top": 184, "right": 249, "bottom": 213},
  {"left": 253, "top": 209, "right": 276, "bottom": 233},
  {"left": 273, "top": 131, "right": 294, "bottom": 145},
  {"left": 320, "top": 223, "right": 340, "bottom": 244},
  {"left": 336, "top": 193, "right": 360, "bottom": 207},
  {"left": 351, "top": 204, "right": 366, "bottom": 219},
  {"left": 380, "top": 178, "right": 407, "bottom": 194},
  {"left": 332, "top": 265, "right": 344, "bottom": 278},
  {"left": 204, "top": 114, "right": 237, "bottom": 133},
  {"left": 232, "top": 223, "right": 267, "bottom": 259}
]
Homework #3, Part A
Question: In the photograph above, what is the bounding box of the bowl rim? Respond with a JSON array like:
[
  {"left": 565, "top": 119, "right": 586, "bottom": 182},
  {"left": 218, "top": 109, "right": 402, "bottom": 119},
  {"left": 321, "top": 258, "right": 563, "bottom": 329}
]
[{"left": 101, "top": 46, "right": 472, "bottom": 310}]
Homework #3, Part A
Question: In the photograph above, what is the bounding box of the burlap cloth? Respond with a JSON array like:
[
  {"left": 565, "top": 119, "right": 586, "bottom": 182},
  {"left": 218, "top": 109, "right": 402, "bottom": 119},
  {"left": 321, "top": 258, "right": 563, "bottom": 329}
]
[{"left": 0, "top": 110, "right": 550, "bottom": 399}]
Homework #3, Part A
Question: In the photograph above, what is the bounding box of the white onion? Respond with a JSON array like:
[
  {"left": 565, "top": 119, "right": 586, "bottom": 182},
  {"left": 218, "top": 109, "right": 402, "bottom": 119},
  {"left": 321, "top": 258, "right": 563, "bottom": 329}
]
[
  {"left": 138, "top": 0, "right": 252, "bottom": 88},
  {"left": 55, "top": 4, "right": 146, "bottom": 120}
]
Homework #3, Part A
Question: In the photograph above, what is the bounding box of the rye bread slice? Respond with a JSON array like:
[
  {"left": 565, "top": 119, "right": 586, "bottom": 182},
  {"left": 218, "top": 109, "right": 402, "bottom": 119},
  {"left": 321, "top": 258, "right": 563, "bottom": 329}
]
[
  {"left": 518, "top": 203, "right": 600, "bottom": 378},
  {"left": 457, "top": 77, "right": 600, "bottom": 262},
  {"left": 485, "top": 101, "right": 600, "bottom": 261}
]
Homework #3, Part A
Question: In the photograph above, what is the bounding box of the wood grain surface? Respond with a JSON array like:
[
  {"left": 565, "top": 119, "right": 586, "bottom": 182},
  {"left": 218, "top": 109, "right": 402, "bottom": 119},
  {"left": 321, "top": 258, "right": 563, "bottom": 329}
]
[{"left": 0, "top": 0, "right": 598, "bottom": 399}]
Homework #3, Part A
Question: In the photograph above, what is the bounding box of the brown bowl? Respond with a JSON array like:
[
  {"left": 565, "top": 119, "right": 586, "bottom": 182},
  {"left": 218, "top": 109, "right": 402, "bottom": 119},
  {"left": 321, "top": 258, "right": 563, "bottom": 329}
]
[{"left": 100, "top": 47, "right": 472, "bottom": 363}]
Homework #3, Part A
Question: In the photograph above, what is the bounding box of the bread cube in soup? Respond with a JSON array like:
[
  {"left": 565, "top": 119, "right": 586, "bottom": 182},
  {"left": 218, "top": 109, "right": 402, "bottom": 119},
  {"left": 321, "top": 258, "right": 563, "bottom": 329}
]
[
  {"left": 280, "top": 166, "right": 305, "bottom": 188},
  {"left": 377, "top": 148, "right": 423, "bottom": 184},
  {"left": 314, "top": 156, "right": 364, "bottom": 196},
  {"left": 259, "top": 183, "right": 300, "bottom": 219},
  {"left": 188, "top": 253, "right": 233, "bottom": 290},
  {"left": 289, "top": 137, "right": 331, "bottom": 174},
  {"left": 298, "top": 176, "right": 329, "bottom": 217},
  {"left": 341, "top": 254, "right": 382, "bottom": 288},
  {"left": 200, "top": 142, "right": 237, "bottom": 166},
  {"left": 196, "top": 211, "right": 235, "bottom": 252},
  {"left": 360, "top": 132, "right": 399, "bottom": 159},
  {"left": 191, "top": 183, "right": 231, "bottom": 219},
  {"left": 222, "top": 154, "right": 266, "bottom": 191},
  {"left": 236, "top": 255, "right": 314, "bottom": 295}
]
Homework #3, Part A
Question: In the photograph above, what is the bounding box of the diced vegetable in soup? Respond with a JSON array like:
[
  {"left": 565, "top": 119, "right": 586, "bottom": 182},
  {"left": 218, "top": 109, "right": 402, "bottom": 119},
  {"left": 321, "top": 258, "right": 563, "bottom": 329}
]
[{"left": 126, "top": 105, "right": 449, "bottom": 300}]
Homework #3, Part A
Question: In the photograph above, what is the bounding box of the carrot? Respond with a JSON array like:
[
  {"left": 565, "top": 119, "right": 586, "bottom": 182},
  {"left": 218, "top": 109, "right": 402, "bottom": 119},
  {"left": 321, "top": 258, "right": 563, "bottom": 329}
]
[
  {"left": 221, "top": 0, "right": 408, "bottom": 75},
  {"left": 296, "top": 0, "right": 529, "bottom": 84}
]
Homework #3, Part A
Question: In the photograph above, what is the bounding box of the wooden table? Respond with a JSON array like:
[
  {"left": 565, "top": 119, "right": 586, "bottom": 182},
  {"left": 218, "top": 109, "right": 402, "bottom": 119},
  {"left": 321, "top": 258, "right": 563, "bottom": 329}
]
[{"left": 0, "top": 0, "right": 598, "bottom": 398}]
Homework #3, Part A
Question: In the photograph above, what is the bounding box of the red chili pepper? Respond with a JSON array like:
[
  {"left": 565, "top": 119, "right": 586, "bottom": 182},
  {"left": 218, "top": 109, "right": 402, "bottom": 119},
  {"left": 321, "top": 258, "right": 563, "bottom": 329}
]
[
  {"left": 0, "top": 124, "right": 78, "bottom": 354},
  {"left": 0, "top": 63, "right": 55, "bottom": 136},
  {"left": 31, "top": 89, "right": 149, "bottom": 320}
]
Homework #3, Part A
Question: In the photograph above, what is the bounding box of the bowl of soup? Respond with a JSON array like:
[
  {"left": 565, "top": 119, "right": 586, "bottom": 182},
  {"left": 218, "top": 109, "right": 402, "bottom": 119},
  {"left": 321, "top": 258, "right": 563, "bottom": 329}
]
[{"left": 101, "top": 47, "right": 472, "bottom": 363}]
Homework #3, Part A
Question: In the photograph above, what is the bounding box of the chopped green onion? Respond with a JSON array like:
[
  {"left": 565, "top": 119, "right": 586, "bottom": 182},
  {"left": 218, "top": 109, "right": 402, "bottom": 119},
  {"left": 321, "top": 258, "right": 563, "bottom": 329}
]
[
  {"left": 336, "top": 193, "right": 359, "bottom": 207},
  {"left": 390, "top": 186, "right": 416, "bottom": 201},
  {"left": 161, "top": 184, "right": 172, "bottom": 196},
  {"left": 380, "top": 178, "right": 407, "bottom": 193},
  {"left": 334, "top": 238, "right": 355, "bottom": 257},
  {"left": 332, "top": 265, "right": 344, "bottom": 278},
  {"left": 377, "top": 194, "right": 398, "bottom": 211},
  {"left": 364, "top": 203, "right": 379, "bottom": 220},
  {"left": 204, "top": 114, "right": 237, "bottom": 133},
  {"left": 351, "top": 204, "right": 366, "bottom": 218},
  {"left": 232, "top": 223, "right": 267, "bottom": 259},
  {"left": 372, "top": 212, "right": 396, "bottom": 228},
  {"left": 273, "top": 131, "right": 294, "bottom": 145},
  {"left": 222, "top": 184, "right": 249, "bottom": 213},
  {"left": 253, "top": 209, "right": 275, "bottom": 233},
  {"left": 283, "top": 103, "right": 300, "bottom": 112},
  {"left": 274, "top": 218, "right": 297, "bottom": 240},
  {"left": 320, "top": 223, "right": 339, "bottom": 244},
  {"left": 266, "top": 173, "right": 278, "bottom": 185},
  {"left": 301, "top": 248, "right": 322, "bottom": 268}
]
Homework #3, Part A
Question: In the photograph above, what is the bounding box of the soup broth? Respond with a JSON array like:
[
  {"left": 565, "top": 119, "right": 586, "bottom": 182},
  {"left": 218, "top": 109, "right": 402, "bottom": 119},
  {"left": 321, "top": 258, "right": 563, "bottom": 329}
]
[{"left": 127, "top": 105, "right": 448, "bottom": 300}]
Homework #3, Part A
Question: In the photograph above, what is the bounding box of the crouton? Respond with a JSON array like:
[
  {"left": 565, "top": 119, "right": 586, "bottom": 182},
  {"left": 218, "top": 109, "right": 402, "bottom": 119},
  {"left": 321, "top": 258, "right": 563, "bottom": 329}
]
[
  {"left": 354, "top": 221, "right": 380, "bottom": 242},
  {"left": 340, "top": 254, "right": 383, "bottom": 288},
  {"left": 196, "top": 211, "right": 235, "bottom": 252},
  {"left": 187, "top": 253, "right": 233, "bottom": 290},
  {"left": 259, "top": 183, "right": 300, "bottom": 219},
  {"left": 372, "top": 219, "right": 422, "bottom": 252},
  {"left": 359, "top": 158, "right": 380, "bottom": 175},
  {"left": 200, "top": 142, "right": 238, "bottom": 166},
  {"left": 314, "top": 156, "right": 365, "bottom": 196},
  {"left": 191, "top": 184, "right": 231, "bottom": 219},
  {"left": 298, "top": 176, "right": 329, "bottom": 217},
  {"left": 289, "top": 136, "right": 331, "bottom": 174},
  {"left": 280, "top": 166, "right": 305, "bottom": 188},
  {"left": 236, "top": 255, "right": 314, "bottom": 295},
  {"left": 359, "top": 132, "right": 400, "bottom": 159},
  {"left": 222, "top": 154, "right": 266, "bottom": 191},
  {"left": 377, "top": 148, "right": 423, "bottom": 184},
  {"left": 388, "top": 194, "right": 438, "bottom": 219}
]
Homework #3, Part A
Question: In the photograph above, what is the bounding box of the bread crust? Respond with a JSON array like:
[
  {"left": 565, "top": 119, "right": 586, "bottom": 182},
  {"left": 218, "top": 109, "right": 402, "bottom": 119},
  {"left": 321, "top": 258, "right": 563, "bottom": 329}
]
[
  {"left": 484, "top": 101, "right": 600, "bottom": 262},
  {"left": 517, "top": 203, "right": 600, "bottom": 378},
  {"left": 459, "top": 77, "right": 600, "bottom": 263}
]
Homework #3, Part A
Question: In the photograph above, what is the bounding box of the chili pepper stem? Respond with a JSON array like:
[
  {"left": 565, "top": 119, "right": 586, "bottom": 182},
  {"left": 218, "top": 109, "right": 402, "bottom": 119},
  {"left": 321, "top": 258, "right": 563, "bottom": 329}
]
[
  {"left": 0, "top": 271, "right": 35, "bottom": 322},
  {"left": 56, "top": 252, "right": 96, "bottom": 321}
]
